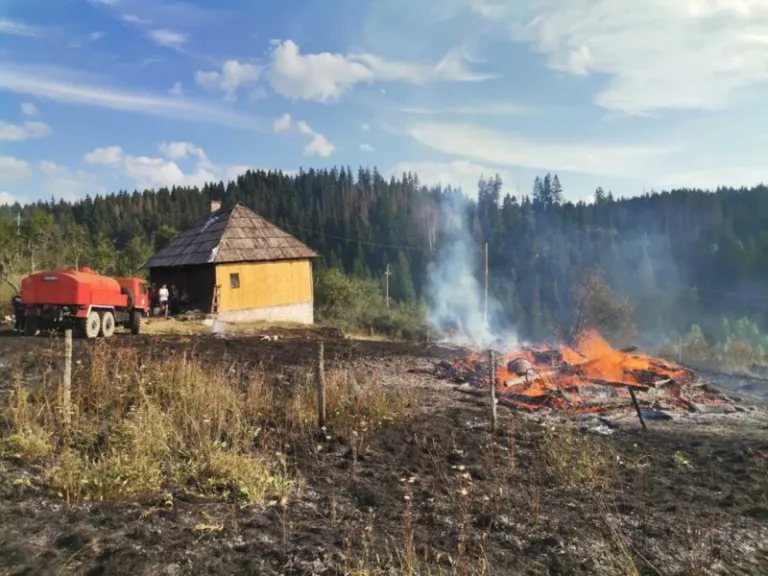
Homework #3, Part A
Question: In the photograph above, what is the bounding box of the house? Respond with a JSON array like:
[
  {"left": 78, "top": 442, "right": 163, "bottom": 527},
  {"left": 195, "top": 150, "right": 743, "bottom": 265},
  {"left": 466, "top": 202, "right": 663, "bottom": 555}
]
[{"left": 142, "top": 201, "right": 318, "bottom": 324}]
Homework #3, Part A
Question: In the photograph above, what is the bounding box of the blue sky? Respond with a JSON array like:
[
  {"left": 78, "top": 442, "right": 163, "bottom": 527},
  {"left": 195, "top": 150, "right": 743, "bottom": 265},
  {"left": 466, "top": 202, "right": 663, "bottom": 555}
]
[{"left": 0, "top": 0, "right": 767, "bottom": 206}]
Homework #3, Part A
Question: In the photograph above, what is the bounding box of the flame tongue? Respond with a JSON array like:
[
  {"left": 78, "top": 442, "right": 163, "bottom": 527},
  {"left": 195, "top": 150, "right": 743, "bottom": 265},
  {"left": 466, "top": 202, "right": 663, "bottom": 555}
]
[{"left": 440, "top": 329, "right": 728, "bottom": 414}]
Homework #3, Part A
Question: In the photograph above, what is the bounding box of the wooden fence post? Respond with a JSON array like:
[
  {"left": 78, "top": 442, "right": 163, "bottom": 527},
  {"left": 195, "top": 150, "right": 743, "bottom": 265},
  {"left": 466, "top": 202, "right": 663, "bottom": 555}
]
[
  {"left": 627, "top": 387, "right": 647, "bottom": 433},
  {"left": 316, "top": 341, "right": 326, "bottom": 428},
  {"left": 488, "top": 350, "right": 497, "bottom": 433},
  {"left": 63, "top": 328, "right": 72, "bottom": 427}
]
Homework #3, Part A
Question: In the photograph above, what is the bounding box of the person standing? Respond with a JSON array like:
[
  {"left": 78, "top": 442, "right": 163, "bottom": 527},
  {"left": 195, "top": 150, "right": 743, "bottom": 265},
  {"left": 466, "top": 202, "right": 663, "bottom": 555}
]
[
  {"left": 158, "top": 284, "right": 170, "bottom": 318},
  {"left": 12, "top": 295, "right": 25, "bottom": 332}
]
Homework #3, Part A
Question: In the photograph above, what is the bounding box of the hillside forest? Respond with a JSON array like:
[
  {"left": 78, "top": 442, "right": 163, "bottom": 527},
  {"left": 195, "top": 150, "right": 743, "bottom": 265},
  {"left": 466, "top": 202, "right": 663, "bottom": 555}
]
[{"left": 1, "top": 167, "right": 767, "bottom": 363}]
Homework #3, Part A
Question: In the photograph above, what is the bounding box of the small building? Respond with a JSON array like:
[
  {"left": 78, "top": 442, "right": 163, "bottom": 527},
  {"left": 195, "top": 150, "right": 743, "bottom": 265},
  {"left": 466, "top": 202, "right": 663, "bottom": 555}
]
[{"left": 143, "top": 201, "right": 318, "bottom": 324}]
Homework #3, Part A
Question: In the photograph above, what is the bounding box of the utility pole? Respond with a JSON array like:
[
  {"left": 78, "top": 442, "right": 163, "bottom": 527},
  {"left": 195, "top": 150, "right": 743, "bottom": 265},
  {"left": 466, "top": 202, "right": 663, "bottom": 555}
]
[
  {"left": 484, "top": 242, "right": 489, "bottom": 326},
  {"left": 385, "top": 263, "right": 391, "bottom": 310}
]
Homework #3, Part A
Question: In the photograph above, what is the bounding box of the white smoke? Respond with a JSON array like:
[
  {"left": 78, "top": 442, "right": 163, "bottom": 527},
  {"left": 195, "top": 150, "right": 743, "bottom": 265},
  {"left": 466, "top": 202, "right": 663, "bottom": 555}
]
[
  {"left": 426, "top": 192, "right": 518, "bottom": 350},
  {"left": 202, "top": 316, "right": 228, "bottom": 335}
]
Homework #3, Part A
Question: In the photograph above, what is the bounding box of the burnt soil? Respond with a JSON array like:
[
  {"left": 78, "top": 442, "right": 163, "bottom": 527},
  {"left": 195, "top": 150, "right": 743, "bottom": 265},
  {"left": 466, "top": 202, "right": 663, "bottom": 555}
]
[{"left": 0, "top": 329, "right": 767, "bottom": 575}]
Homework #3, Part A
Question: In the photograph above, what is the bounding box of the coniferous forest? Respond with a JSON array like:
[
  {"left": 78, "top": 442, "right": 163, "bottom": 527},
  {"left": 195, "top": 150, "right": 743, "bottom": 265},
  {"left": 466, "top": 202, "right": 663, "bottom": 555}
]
[{"left": 1, "top": 167, "right": 767, "bottom": 352}]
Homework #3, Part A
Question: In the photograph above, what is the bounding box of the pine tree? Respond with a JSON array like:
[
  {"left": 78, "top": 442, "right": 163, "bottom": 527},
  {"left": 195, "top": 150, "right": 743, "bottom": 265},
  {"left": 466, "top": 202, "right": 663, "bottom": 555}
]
[
  {"left": 551, "top": 174, "right": 563, "bottom": 204},
  {"left": 594, "top": 187, "right": 606, "bottom": 204}
]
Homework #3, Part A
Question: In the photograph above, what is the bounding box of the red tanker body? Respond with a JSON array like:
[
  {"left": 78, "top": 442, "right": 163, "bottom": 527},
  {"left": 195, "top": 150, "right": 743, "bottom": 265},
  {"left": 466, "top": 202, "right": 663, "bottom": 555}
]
[{"left": 18, "top": 266, "right": 149, "bottom": 338}]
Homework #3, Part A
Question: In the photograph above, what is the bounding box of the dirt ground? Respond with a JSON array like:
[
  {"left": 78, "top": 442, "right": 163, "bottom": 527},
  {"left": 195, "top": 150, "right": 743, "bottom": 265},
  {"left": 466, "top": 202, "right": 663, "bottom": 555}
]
[{"left": 0, "top": 328, "right": 767, "bottom": 575}]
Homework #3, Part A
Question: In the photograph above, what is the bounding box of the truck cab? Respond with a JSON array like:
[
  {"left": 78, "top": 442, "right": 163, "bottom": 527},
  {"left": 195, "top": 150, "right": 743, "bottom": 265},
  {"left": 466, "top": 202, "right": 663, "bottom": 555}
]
[{"left": 115, "top": 277, "right": 150, "bottom": 315}]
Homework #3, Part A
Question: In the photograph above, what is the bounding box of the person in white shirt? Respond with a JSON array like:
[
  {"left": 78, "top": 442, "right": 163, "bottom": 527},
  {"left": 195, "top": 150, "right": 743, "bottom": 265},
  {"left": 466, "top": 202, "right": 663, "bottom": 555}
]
[{"left": 158, "top": 284, "right": 170, "bottom": 318}]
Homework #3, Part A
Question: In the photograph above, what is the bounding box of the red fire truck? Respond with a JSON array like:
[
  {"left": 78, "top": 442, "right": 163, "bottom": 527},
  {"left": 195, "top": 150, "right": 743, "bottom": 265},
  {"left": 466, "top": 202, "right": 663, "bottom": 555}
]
[{"left": 17, "top": 267, "right": 149, "bottom": 338}]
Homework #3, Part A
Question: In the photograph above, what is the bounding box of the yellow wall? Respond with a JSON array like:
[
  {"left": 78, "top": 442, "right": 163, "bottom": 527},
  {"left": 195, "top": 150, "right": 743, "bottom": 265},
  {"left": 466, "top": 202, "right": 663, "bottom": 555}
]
[{"left": 215, "top": 259, "right": 313, "bottom": 312}]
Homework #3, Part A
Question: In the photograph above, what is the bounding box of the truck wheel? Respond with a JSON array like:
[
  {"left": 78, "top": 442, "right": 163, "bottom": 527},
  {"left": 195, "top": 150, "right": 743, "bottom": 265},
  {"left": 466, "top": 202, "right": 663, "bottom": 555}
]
[
  {"left": 84, "top": 311, "right": 101, "bottom": 339},
  {"left": 23, "top": 318, "right": 38, "bottom": 337},
  {"left": 101, "top": 311, "right": 116, "bottom": 338},
  {"left": 129, "top": 311, "right": 142, "bottom": 335}
]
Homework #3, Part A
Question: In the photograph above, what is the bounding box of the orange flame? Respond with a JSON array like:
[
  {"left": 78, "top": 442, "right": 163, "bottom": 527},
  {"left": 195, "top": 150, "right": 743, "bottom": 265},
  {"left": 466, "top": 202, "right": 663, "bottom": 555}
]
[{"left": 446, "top": 329, "right": 707, "bottom": 414}]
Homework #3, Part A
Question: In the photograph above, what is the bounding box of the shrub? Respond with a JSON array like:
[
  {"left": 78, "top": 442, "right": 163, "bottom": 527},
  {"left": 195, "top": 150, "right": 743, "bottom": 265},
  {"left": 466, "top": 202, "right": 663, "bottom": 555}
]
[{"left": 314, "top": 268, "right": 428, "bottom": 340}]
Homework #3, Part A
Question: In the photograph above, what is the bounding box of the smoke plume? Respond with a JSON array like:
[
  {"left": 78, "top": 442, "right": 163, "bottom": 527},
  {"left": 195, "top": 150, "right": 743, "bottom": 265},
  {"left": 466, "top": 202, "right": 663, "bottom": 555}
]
[{"left": 426, "top": 191, "right": 518, "bottom": 349}]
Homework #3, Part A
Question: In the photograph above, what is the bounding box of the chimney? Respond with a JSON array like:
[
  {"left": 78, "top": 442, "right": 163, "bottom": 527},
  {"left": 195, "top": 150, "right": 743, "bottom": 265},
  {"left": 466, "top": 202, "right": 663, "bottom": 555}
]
[{"left": 210, "top": 200, "right": 221, "bottom": 213}]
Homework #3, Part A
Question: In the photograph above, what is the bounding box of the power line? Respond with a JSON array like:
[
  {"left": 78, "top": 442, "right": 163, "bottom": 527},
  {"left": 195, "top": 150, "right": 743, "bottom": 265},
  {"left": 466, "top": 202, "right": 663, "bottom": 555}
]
[{"left": 285, "top": 223, "right": 768, "bottom": 304}]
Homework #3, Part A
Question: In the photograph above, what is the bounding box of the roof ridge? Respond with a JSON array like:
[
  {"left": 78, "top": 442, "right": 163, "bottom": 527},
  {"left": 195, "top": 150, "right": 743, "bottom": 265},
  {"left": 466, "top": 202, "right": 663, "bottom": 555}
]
[{"left": 143, "top": 201, "right": 318, "bottom": 269}]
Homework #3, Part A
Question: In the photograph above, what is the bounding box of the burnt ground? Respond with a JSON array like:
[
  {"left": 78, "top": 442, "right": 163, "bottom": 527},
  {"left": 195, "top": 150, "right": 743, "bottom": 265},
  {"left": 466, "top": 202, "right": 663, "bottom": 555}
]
[{"left": 0, "top": 329, "right": 767, "bottom": 575}]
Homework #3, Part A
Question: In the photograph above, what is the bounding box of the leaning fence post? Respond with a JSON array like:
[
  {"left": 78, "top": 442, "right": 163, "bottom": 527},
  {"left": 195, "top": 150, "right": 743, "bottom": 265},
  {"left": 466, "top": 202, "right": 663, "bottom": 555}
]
[
  {"left": 63, "top": 328, "right": 72, "bottom": 427},
  {"left": 488, "top": 349, "right": 497, "bottom": 433},
  {"left": 627, "top": 386, "right": 647, "bottom": 433},
  {"left": 316, "top": 341, "right": 326, "bottom": 428}
]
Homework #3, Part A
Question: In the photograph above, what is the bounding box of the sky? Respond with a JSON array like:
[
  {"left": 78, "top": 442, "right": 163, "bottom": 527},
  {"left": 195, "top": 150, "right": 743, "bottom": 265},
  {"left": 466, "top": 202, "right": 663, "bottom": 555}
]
[{"left": 0, "top": 0, "right": 767, "bottom": 207}]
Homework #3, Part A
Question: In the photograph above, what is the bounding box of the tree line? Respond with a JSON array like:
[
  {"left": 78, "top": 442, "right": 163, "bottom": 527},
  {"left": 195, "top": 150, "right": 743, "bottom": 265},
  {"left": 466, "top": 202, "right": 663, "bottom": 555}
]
[{"left": 1, "top": 166, "right": 766, "bottom": 348}]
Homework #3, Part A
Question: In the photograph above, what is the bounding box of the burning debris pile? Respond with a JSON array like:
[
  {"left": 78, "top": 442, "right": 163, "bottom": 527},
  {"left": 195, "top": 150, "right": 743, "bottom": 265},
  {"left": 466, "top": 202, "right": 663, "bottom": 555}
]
[{"left": 438, "top": 330, "right": 735, "bottom": 415}]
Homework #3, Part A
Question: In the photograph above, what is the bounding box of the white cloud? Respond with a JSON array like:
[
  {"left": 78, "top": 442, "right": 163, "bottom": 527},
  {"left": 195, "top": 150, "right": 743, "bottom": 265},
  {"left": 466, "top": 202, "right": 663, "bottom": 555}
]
[
  {"left": 0, "top": 192, "right": 25, "bottom": 206},
  {"left": 0, "top": 65, "right": 264, "bottom": 130},
  {"left": 69, "top": 31, "right": 105, "bottom": 48},
  {"left": 405, "top": 121, "right": 669, "bottom": 176},
  {"left": 360, "top": 143, "right": 374, "bottom": 152},
  {"left": 0, "top": 120, "right": 51, "bottom": 141},
  {"left": 84, "top": 146, "right": 123, "bottom": 165},
  {"left": 295, "top": 120, "right": 335, "bottom": 157},
  {"left": 225, "top": 165, "right": 254, "bottom": 181},
  {"left": 40, "top": 161, "right": 97, "bottom": 201},
  {"left": 169, "top": 81, "right": 182, "bottom": 95},
  {"left": 656, "top": 167, "right": 768, "bottom": 191},
  {"left": 0, "top": 18, "right": 42, "bottom": 37},
  {"left": 389, "top": 160, "right": 513, "bottom": 198},
  {"left": 90, "top": 0, "right": 120, "bottom": 5},
  {"left": 272, "top": 113, "right": 336, "bottom": 157},
  {"left": 249, "top": 87, "right": 268, "bottom": 101},
  {"left": 265, "top": 40, "right": 371, "bottom": 102},
  {"left": 0, "top": 157, "right": 31, "bottom": 180},
  {"left": 158, "top": 141, "right": 212, "bottom": 170},
  {"left": 121, "top": 14, "right": 151, "bottom": 24},
  {"left": 20, "top": 102, "right": 38, "bottom": 116},
  {"left": 125, "top": 156, "right": 216, "bottom": 189},
  {"left": 401, "top": 102, "right": 531, "bottom": 116},
  {"left": 195, "top": 60, "right": 261, "bottom": 100},
  {"left": 84, "top": 144, "right": 217, "bottom": 190},
  {"left": 361, "top": 123, "right": 370, "bottom": 131},
  {"left": 273, "top": 112, "right": 292, "bottom": 132},
  {"left": 474, "top": 0, "right": 768, "bottom": 114},
  {"left": 470, "top": 2, "right": 507, "bottom": 20},
  {"left": 149, "top": 28, "right": 186, "bottom": 47},
  {"left": 264, "top": 40, "right": 494, "bottom": 102}
]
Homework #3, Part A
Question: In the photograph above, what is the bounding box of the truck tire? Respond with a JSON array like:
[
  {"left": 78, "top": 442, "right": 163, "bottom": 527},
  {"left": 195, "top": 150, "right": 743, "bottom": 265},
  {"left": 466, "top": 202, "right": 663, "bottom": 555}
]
[
  {"left": 84, "top": 311, "right": 101, "bottom": 339},
  {"left": 101, "top": 311, "right": 116, "bottom": 338},
  {"left": 24, "top": 318, "right": 38, "bottom": 337},
  {"left": 129, "top": 311, "right": 142, "bottom": 335}
]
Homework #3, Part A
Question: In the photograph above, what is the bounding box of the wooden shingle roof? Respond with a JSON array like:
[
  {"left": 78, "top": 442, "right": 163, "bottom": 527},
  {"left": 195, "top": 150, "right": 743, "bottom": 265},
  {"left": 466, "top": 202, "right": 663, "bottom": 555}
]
[{"left": 143, "top": 203, "right": 318, "bottom": 268}]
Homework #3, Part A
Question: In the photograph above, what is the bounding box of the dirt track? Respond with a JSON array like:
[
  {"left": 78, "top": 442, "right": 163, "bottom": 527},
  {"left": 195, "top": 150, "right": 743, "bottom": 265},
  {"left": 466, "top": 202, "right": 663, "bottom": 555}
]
[{"left": 0, "top": 329, "right": 767, "bottom": 575}]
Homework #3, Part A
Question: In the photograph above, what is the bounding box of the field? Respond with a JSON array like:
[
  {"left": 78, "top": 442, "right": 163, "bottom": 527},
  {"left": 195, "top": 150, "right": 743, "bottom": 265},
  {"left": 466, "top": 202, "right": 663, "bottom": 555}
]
[{"left": 0, "top": 325, "right": 767, "bottom": 575}]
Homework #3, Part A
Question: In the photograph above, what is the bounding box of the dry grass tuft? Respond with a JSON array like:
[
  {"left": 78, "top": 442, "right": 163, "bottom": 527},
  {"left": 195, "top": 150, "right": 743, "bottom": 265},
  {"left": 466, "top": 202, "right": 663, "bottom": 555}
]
[
  {"left": 541, "top": 425, "right": 615, "bottom": 489},
  {"left": 0, "top": 341, "right": 408, "bottom": 508}
]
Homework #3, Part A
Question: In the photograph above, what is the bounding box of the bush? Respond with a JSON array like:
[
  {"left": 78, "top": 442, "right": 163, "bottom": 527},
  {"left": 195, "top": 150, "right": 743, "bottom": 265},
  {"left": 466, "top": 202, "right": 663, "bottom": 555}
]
[{"left": 314, "top": 268, "right": 428, "bottom": 340}]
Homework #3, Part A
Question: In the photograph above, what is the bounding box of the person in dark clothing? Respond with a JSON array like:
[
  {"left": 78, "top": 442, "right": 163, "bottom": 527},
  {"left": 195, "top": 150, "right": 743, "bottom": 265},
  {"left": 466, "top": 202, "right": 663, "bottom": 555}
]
[{"left": 12, "top": 295, "right": 25, "bottom": 332}]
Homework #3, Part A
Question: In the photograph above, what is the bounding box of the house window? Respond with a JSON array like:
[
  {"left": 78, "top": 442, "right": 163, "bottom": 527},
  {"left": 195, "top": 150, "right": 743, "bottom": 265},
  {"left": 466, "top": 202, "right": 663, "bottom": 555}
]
[{"left": 230, "top": 273, "right": 240, "bottom": 289}]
